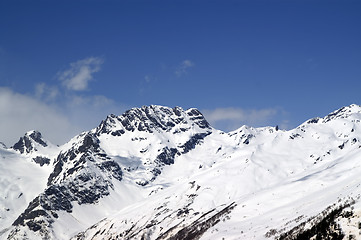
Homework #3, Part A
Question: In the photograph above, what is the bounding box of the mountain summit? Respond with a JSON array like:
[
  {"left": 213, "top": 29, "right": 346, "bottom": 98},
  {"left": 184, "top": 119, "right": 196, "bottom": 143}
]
[
  {"left": 12, "top": 130, "right": 48, "bottom": 154},
  {"left": 96, "top": 105, "right": 211, "bottom": 135},
  {"left": 1, "top": 104, "right": 361, "bottom": 239}
]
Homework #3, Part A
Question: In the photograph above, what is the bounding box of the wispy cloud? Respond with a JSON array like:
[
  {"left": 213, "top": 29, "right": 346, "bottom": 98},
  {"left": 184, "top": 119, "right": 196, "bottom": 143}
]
[
  {"left": 0, "top": 57, "right": 127, "bottom": 146},
  {"left": 0, "top": 87, "right": 75, "bottom": 146},
  {"left": 144, "top": 75, "right": 151, "bottom": 83},
  {"left": 0, "top": 87, "right": 124, "bottom": 146},
  {"left": 67, "top": 94, "right": 115, "bottom": 109},
  {"left": 175, "top": 60, "right": 194, "bottom": 77},
  {"left": 35, "top": 82, "right": 59, "bottom": 101},
  {"left": 202, "top": 107, "right": 283, "bottom": 132},
  {"left": 58, "top": 57, "right": 104, "bottom": 91},
  {"left": 63, "top": 94, "right": 123, "bottom": 133}
]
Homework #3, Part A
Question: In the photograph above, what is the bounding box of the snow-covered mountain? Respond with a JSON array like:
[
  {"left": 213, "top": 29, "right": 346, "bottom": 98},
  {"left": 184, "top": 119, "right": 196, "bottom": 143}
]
[{"left": 2, "top": 104, "right": 361, "bottom": 239}]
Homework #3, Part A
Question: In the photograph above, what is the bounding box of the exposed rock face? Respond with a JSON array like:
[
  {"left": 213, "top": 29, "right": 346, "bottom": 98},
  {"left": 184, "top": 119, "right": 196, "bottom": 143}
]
[
  {"left": 11, "top": 130, "right": 57, "bottom": 167},
  {"left": 180, "top": 132, "right": 211, "bottom": 154},
  {"left": 156, "top": 147, "right": 180, "bottom": 165},
  {"left": 94, "top": 105, "right": 212, "bottom": 184},
  {"left": 8, "top": 105, "right": 213, "bottom": 239},
  {"left": 10, "top": 132, "right": 122, "bottom": 236},
  {"left": 12, "top": 131, "right": 47, "bottom": 154},
  {"left": 7, "top": 104, "right": 361, "bottom": 240},
  {"left": 32, "top": 156, "right": 51, "bottom": 166},
  {"left": 322, "top": 104, "right": 361, "bottom": 123},
  {"left": 159, "top": 202, "right": 237, "bottom": 240},
  {"left": 96, "top": 105, "right": 211, "bottom": 136},
  {"left": 272, "top": 200, "right": 355, "bottom": 240}
]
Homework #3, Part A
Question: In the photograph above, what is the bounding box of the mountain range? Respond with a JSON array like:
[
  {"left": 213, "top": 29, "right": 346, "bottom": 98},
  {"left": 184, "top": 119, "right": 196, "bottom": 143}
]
[{"left": 1, "top": 104, "right": 361, "bottom": 239}]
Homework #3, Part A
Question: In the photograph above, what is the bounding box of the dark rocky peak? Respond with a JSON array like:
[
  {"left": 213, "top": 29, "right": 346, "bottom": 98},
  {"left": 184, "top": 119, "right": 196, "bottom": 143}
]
[
  {"left": 78, "top": 132, "right": 100, "bottom": 153},
  {"left": 96, "top": 105, "right": 211, "bottom": 136},
  {"left": 96, "top": 114, "right": 118, "bottom": 135},
  {"left": 47, "top": 132, "right": 113, "bottom": 186},
  {"left": 28, "top": 131, "right": 47, "bottom": 146},
  {"left": 12, "top": 130, "right": 48, "bottom": 154},
  {"left": 306, "top": 117, "right": 321, "bottom": 124},
  {"left": 13, "top": 131, "right": 124, "bottom": 236},
  {"left": 185, "top": 108, "right": 211, "bottom": 129},
  {"left": 47, "top": 132, "right": 101, "bottom": 184}
]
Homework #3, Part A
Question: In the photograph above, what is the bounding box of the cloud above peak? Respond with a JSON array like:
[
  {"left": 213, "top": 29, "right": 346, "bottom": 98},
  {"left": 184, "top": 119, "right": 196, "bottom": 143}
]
[
  {"left": 0, "top": 86, "right": 122, "bottom": 146},
  {"left": 58, "top": 57, "right": 104, "bottom": 91},
  {"left": 202, "top": 107, "right": 283, "bottom": 132},
  {"left": 0, "top": 56, "right": 125, "bottom": 146},
  {"left": 35, "top": 82, "right": 59, "bottom": 101},
  {"left": 0, "top": 87, "right": 75, "bottom": 146}
]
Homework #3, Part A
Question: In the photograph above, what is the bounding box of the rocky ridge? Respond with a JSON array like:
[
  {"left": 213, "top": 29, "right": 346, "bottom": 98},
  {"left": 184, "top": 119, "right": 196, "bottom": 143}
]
[
  {"left": 2, "top": 104, "right": 361, "bottom": 239},
  {"left": 5, "top": 105, "right": 213, "bottom": 239}
]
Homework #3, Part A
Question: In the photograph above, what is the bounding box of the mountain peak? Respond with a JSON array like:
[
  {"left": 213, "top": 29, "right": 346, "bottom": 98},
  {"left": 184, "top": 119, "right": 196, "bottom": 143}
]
[
  {"left": 96, "top": 105, "right": 210, "bottom": 136},
  {"left": 12, "top": 130, "right": 48, "bottom": 154},
  {"left": 322, "top": 104, "right": 361, "bottom": 123},
  {"left": 303, "top": 104, "right": 361, "bottom": 125},
  {"left": 4, "top": 104, "right": 361, "bottom": 239}
]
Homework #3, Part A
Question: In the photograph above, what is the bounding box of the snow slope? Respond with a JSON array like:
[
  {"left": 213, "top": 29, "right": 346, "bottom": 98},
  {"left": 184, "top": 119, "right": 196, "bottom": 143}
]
[
  {"left": 0, "top": 132, "right": 58, "bottom": 237},
  {"left": 2, "top": 104, "right": 361, "bottom": 239},
  {"left": 73, "top": 104, "right": 361, "bottom": 240},
  {"left": 2, "top": 105, "right": 213, "bottom": 239}
]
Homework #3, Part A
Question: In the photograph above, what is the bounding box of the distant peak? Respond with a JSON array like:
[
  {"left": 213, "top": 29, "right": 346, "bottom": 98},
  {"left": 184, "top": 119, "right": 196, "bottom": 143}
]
[
  {"left": 26, "top": 130, "right": 47, "bottom": 147},
  {"left": 140, "top": 105, "right": 184, "bottom": 112},
  {"left": 322, "top": 104, "right": 361, "bottom": 123},
  {"left": 12, "top": 130, "right": 48, "bottom": 154},
  {"left": 332, "top": 104, "right": 361, "bottom": 113},
  {"left": 304, "top": 104, "right": 361, "bottom": 125}
]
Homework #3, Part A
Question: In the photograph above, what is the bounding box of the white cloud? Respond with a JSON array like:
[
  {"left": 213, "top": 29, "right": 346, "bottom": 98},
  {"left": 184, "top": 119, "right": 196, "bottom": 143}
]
[
  {"left": 63, "top": 94, "right": 123, "bottom": 133},
  {"left": 280, "top": 119, "right": 290, "bottom": 130},
  {"left": 0, "top": 57, "right": 130, "bottom": 146},
  {"left": 202, "top": 107, "right": 281, "bottom": 132},
  {"left": 175, "top": 60, "right": 194, "bottom": 77},
  {"left": 67, "top": 94, "right": 115, "bottom": 109},
  {"left": 0, "top": 86, "right": 125, "bottom": 147},
  {"left": 58, "top": 57, "right": 104, "bottom": 91},
  {"left": 35, "top": 82, "right": 59, "bottom": 101},
  {"left": 203, "top": 107, "right": 277, "bottom": 123},
  {"left": 0, "top": 87, "right": 76, "bottom": 146}
]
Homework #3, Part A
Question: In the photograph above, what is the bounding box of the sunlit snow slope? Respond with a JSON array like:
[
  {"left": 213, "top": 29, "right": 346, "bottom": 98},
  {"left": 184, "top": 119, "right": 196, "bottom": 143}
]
[
  {"left": 0, "top": 131, "right": 58, "bottom": 237},
  {"left": 2, "top": 104, "right": 361, "bottom": 240}
]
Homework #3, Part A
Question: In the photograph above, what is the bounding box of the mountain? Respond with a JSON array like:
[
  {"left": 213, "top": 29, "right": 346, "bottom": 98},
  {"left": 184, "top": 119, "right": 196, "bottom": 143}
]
[
  {"left": 11, "top": 130, "right": 59, "bottom": 166},
  {"left": 0, "top": 132, "right": 54, "bottom": 238},
  {"left": 1, "top": 104, "right": 361, "bottom": 239}
]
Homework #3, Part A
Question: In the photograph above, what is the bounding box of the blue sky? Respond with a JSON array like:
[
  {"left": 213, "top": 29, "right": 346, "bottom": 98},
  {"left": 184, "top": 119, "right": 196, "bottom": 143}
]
[{"left": 0, "top": 0, "right": 360, "bottom": 145}]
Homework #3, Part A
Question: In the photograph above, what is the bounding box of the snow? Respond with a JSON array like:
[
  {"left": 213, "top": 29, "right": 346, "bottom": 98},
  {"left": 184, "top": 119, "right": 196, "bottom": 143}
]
[
  {"left": 69, "top": 104, "right": 361, "bottom": 239},
  {"left": 0, "top": 148, "right": 52, "bottom": 237},
  {"left": 3, "top": 104, "right": 361, "bottom": 239}
]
